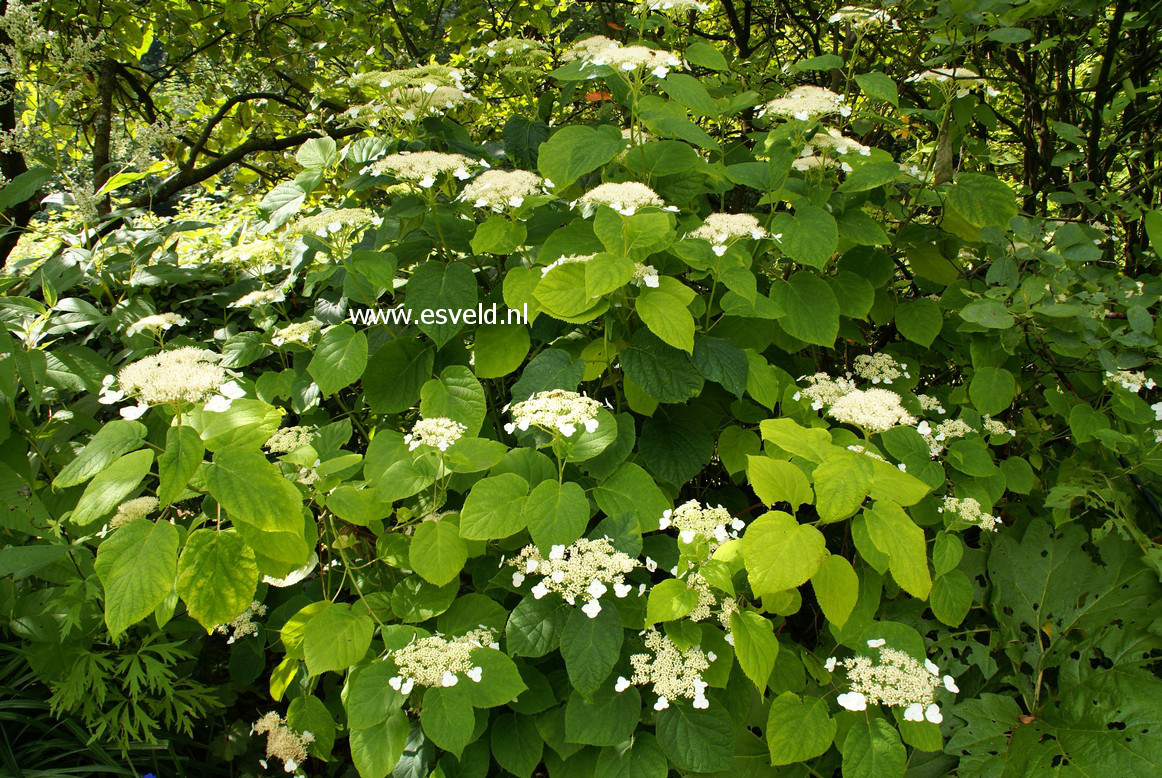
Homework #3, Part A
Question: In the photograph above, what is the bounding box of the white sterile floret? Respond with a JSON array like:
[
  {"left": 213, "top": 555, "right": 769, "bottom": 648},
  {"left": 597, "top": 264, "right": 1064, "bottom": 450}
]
[
  {"left": 389, "top": 628, "right": 495, "bottom": 693},
  {"left": 290, "top": 208, "right": 379, "bottom": 238},
  {"left": 367, "top": 151, "right": 479, "bottom": 186},
  {"left": 642, "top": 0, "right": 710, "bottom": 13},
  {"left": 827, "top": 388, "right": 917, "bottom": 433},
  {"left": 803, "top": 128, "right": 872, "bottom": 157},
  {"left": 828, "top": 6, "right": 899, "bottom": 30},
  {"left": 231, "top": 288, "right": 286, "bottom": 308},
  {"left": 265, "top": 425, "right": 316, "bottom": 454},
  {"left": 272, "top": 319, "right": 321, "bottom": 347},
  {"left": 619, "top": 628, "right": 712, "bottom": 708},
  {"left": 940, "top": 496, "right": 1001, "bottom": 532},
  {"left": 794, "top": 372, "right": 859, "bottom": 410},
  {"left": 686, "top": 213, "right": 768, "bottom": 255},
  {"left": 758, "top": 85, "right": 848, "bottom": 121},
  {"left": 853, "top": 353, "right": 909, "bottom": 385},
  {"left": 508, "top": 537, "right": 638, "bottom": 614},
  {"left": 109, "top": 496, "right": 159, "bottom": 530},
  {"left": 505, "top": 389, "right": 602, "bottom": 437},
  {"left": 583, "top": 44, "right": 683, "bottom": 79},
  {"left": 1105, "top": 370, "right": 1156, "bottom": 394},
  {"left": 125, "top": 313, "right": 187, "bottom": 337},
  {"left": 217, "top": 600, "right": 268, "bottom": 644},
  {"left": 660, "top": 500, "right": 738, "bottom": 545},
  {"left": 834, "top": 643, "right": 953, "bottom": 722},
  {"left": 540, "top": 254, "right": 594, "bottom": 276},
  {"left": 576, "top": 181, "right": 669, "bottom": 216},
  {"left": 252, "top": 711, "right": 314, "bottom": 773},
  {"left": 631, "top": 262, "right": 660, "bottom": 287},
  {"left": 404, "top": 416, "right": 467, "bottom": 452},
  {"left": 562, "top": 35, "right": 622, "bottom": 62},
  {"left": 112, "top": 347, "right": 231, "bottom": 414},
  {"left": 459, "top": 169, "right": 544, "bottom": 211}
]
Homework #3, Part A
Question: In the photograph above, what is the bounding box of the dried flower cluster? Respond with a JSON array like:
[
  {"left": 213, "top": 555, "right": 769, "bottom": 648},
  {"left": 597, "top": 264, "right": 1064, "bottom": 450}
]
[
  {"left": 404, "top": 416, "right": 467, "bottom": 452},
  {"left": 830, "top": 641, "right": 957, "bottom": 723},
  {"left": 576, "top": 181, "right": 670, "bottom": 216},
  {"left": 509, "top": 538, "right": 638, "bottom": 618},
  {"left": 367, "top": 151, "right": 479, "bottom": 187},
  {"left": 686, "top": 213, "right": 769, "bottom": 255},
  {"left": 617, "top": 628, "right": 712, "bottom": 709},
  {"left": 659, "top": 499, "right": 744, "bottom": 544},
  {"left": 759, "top": 85, "right": 850, "bottom": 121},
  {"left": 252, "top": 711, "right": 314, "bottom": 773},
  {"left": 388, "top": 628, "right": 497, "bottom": 693},
  {"left": 217, "top": 601, "right": 268, "bottom": 644},
  {"left": 505, "top": 389, "right": 602, "bottom": 437},
  {"left": 940, "top": 496, "right": 1001, "bottom": 531},
  {"left": 460, "top": 169, "right": 546, "bottom": 210}
]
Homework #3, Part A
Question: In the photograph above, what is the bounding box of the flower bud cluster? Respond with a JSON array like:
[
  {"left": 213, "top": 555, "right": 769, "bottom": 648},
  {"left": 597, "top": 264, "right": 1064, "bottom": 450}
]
[
  {"left": 659, "top": 499, "right": 744, "bottom": 544},
  {"left": 829, "top": 640, "right": 957, "bottom": 723},
  {"left": 252, "top": 711, "right": 314, "bottom": 773},
  {"left": 686, "top": 213, "right": 768, "bottom": 255},
  {"left": 217, "top": 600, "right": 268, "bottom": 644},
  {"left": 509, "top": 538, "right": 638, "bottom": 618},
  {"left": 939, "top": 496, "right": 1001, "bottom": 531},
  {"left": 617, "top": 628, "right": 712, "bottom": 709},
  {"left": 404, "top": 416, "right": 467, "bottom": 452},
  {"left": 388, "top": 628, "right": 497, "bottom": 694},
  {"left": 459, "top": 169, "right": 546, "bottom": 211},
  {"left": 505, "top": 389, "right": 602, "bottom": 437}
]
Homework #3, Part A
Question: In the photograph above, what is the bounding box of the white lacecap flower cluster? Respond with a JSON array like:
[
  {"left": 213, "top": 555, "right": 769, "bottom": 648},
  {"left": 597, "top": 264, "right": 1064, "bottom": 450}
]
[
  {"left": 829, "top": 639, "right": 958, "bottom": 723},
  {"left": 109, "top": 496, "right": 158, "bottom": 529},
  {"left": 366, "top": 150, "right": 480, "bottom": 188},
  {"left": 101, "top": 347, "right": 244, "bottom": 418},
  {"left": 404, "top": 416, "right": 467, "bottom": 452},
  {"left": 349, "top": 65, "right": 466, "bottom": 92},
  {"left": 232, "top": 287, "right": 286, "bottom": 309},
  {"left": 265, "top": 425, "right": 316, "bottom": 454},
  {"left": 641, "top": 0, "right": 710, "bottom": 13},
  {"left": 916, "top": 393, "right": 946, "bottom": 414},
  {"left": 290, "top": 208, "right": 380, "bottom": 239},
  {"left": 981, "top": 416, "right": 1015, "bottom": 438},
  {"left": 758, "top": 85, "right": 850, "bottom": 121},
  {"left": 126, "top": 313, "right": 187, "bottom": 337},
  {"left": 272, "top": 320, "right": 321, "bottom": 347},
  {"left": 631, "top": 262, "right": 660, "bottom": 288},
  {"left": 685, "top": 213, "right": 769, "bottom": 256},
  {"left": 573, "top": 35, "right": 684, "bottom": 79},
  {"left": 916, "top": 418, "right": 977, "bottom": 457},
  {"left": 217, "top": 600, "right": 268, "bottom": 644},
  {"left": 252, "top": 710, "right": 314, "bottom": 773},
  {"left": 802, "top": 128, "right": 873, "bottom": 158},
  {"left": 617, "top": 628, "right": 713, "bottom": 709},
  {"left": 459, "top": 169, "right": 547, "bottom": 211},
  {"left": 540, "top": 254, "right": 593, "bottom": 276},
  {"left": 509, "top": 538, "right": 638, "bottom": 618},
  {"left": 853, "top": 353, "right": 909, "bottom": 385},
  {"left": 218, "top": 239, "right": 285, "bottom": 268},
  {"left": 828, "top": 5, "right": 899, "bottom": 30},
  {"left": 660, "top": 499, "right": 745, "bottom": 544},
  {"left": 939, "top": 496, "right": 1001, "bottom": 532},
  {"left": 576, "top": 181, "right": 674, "bottom": 216},
  {"left": 1105, "top": 370, "right": 1156, "bottom": 394},
  {"left": 793, "top": 154, "right": 851, "bottom": 173},
  {"left": 480, "top": 37, "right": 547, "bottom": 58},
  {"left": 388, "top": 628, "right": 498, "bottom": 694},
  {"left": 504, "top": 389, "right": 602, "bottom": 437},
  {"left": 907, "top": 67, "right": 986, "bottom": 98},
  {"left": 794, "top": 372, "right": 860, "bottom": 410},
  {"left": 827, "top": 388, "right": 917, "bottom": 433}
]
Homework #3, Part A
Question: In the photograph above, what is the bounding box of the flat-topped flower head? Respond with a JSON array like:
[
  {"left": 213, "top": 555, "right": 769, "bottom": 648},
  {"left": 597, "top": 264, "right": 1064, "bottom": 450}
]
[
  {"left": 827, "top": 388, "right": 918, "bottom": 433},
  {"left": 388, "top": 628, "right": 497, "bottom": 694},
  {"left": 583, "top": 44, "right": 684, "bottom": 79},
  {"left": 540, "top": 254, "right": 595, "bottom": 276},
  {"left": 126, "top": 313, "right": 187, "bottom": 337},
  {"left": 805, "top": 127, "right": 872, "bottom": 157},
  {"left": 252, "top": 710, "right": 314, "bottom": 773},
  {"left": 916, "top": 394, "right": 946, "bottom": 414},
  {"left": 576, "top": 181, "right": 671, "bottom": 216},
  {"left": 830, "top": 643, "right": 954, "bottom": 724},
  {"left": 618, "top": 628, "right": 712, "bottom": 709},
  {"left": 917, "top": 417, "right": 973, "bottom": 456},
  {"left": 908, "top": 67, "right": 985, "bottom": 97},
  {"left": 218, "top": 238, "right": 285, "bottom": 269},
  {"left": 265, "top": 425, "right": 316, "bottom": 454},
  {"left": 272, "top": 320, "right": 321, "bottom": 347},
  {"left": 853, "top": 353, "right": 910, "bottom": 385},
  {"left": 290, "top": 208, "right": 379, "bottom": 239},
  {"left": 1105, "top": 370, "right": 1155, "bottom": 394},
  {"left": 460, "top": 169, "right": 545, "bottom": 211},
  {"left": 686, "top": 213, "right": 768, "bottom": 255},
  {"left": 509, "top": 537, "right": 638, "bottom": 616},
  {"left": 828, "top": 6, "right": 899, "bottom": 30},
  {"left": 981, "top": 416, "right": 1015, "bottom": 438},
  {"left": 110, "top": 347, "right": 237, "bottom": 417},
  {"left": 759, "top": 85, "right": 849, "bottom": 121},
  {"left": 404, "top": 416, "right": 467, "bottom": 452},
  {"left": 642, "top": 0, "right": 710, "bottom": 13},
  {"left": 505, "top": 389, "right": 602, "bottom": 437},
  {"left": 659, "top": 499, "right": 744, "bottom": 545},
  {"left": 562, "top": 35, "right": 621, "bottom": 62},
  {"left": 344, "top": 85, "right": 477, "bottom": 125},
  {"left": 794, "top": 372, "right": 859, "bottom": 410},
  {"left": 793, "top": 154, "right": 850, "bottom": 173},
  {"left": 631, "top": 262, "right": 660, "bottom": 287},
  {"left": 218, "top": 600, "right": 268, "bottom": 644},
  {"left": 940, "top": 496, "right": 1001, "bottom": 531},
  {"left": 231, "top": 288, "right": 286, "bottom": 308},
  {"left": 349, "top": 65, "right": 466, "bottom": 92},
  {"left": 367, "top": 151, "right": 479, "bottom": 187},
  {"left": 480, "top": 37, "right": 548, "bottom": 59}
]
